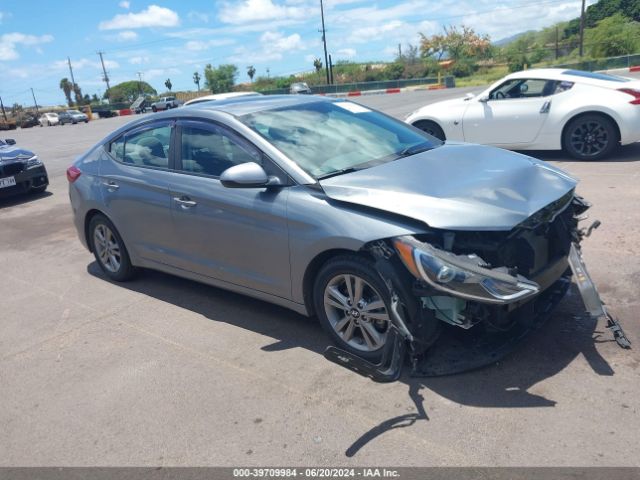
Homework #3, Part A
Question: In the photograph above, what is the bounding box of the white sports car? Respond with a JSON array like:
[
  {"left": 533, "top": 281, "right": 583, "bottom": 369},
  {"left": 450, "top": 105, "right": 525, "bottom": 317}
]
[{"left": 405, "top": 68, "right": 640, "bottom": 160}]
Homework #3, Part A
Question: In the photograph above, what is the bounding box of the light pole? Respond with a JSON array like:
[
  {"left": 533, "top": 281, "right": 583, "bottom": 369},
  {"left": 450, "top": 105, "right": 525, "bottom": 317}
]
[{"left": 320, "top": 0, "right": 330, "bottom": 85}]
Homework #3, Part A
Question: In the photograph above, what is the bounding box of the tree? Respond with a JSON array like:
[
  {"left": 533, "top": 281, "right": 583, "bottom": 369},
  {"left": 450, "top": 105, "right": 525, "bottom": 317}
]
[
  {"left": 247, "top": 65, "right": 256, "bottom": 82},
  {"left": 586, "top": 12, "right": 640, "bottom": 57},
  {"left": 73, "top": 83, "right": 83, "bottom": 105},
  {"left": 59, "top": 78, "right": 73, "bottom": 107},
  {"left": 105, "top": 81, "right": 157, "bottom": 103},
  {"left": 164, "top": 78, "right": 172, "bottom": 91},
  {"left": 83, "top": 94, "right": 91, "bottom": 104},
  {"left": 91, "top": 93, "right": 100, "bottom": 103},
  {"left": 193, "top": 71, "right": 201, "bottom": 90},
  {"left": 419, "top": 25, "right": 491, "bottom": 61},
  {"left": 313, "top": 58, "right": 323, "bottom": 75},
  {"left": 204, "top": 64, "right": 238, "bottom": 93}
]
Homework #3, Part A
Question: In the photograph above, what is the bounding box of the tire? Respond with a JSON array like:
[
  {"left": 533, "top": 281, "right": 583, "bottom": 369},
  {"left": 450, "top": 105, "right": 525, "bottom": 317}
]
[
  {"left": 89, "top": 214, "right": 137, "bottom": 282},
  {"left": 85, "top": 120, "right": 89, "bottom": 123},
  {"left": 563, "top": 114, "right": 618, "bottom": 161},
  {"left": 313, "top": 255, "right": 400, "bottom": 361},
  {"left": 30, "top": 184, "right": 47, "bottom": 194},
  {"left": 152, "top": 106, "right": 157, "bottom": 112},
  {"left": 413, "top": 120, "right": 446, "bottom": 141}
]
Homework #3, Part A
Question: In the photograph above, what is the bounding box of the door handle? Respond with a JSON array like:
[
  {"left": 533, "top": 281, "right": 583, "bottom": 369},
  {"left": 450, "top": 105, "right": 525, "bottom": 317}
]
[
  {"left": 540, "top": 100, "right": 551, "bottom": 114},
  {"left": 173, "top": 196, "right": 197, "bottom": 208},
  {"left": 102, "top": 181, "right": 120, "bottom": 191}
]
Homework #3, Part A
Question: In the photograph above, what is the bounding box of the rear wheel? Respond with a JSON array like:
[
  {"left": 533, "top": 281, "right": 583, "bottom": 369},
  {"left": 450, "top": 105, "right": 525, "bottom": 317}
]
[
  {"left": 30, "top": 184, "right": 47, "bottom": 193},
  {"left": 152, "top": 106, "right": 157, "bottom": 112},
  {"left": 563, "top": 114, "right": 618, "bottom": 160},
  {"left": 412, "top": 120, "right": 445, "bottom": 141},
  {"left": 89, "top": 214, "right": 136, "bottom": 282}
]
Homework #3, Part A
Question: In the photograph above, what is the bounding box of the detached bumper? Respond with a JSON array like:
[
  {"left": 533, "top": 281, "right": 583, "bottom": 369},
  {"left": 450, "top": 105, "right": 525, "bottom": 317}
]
[{"left": 0, "top": 164, "right": 49, "bottom": 197}]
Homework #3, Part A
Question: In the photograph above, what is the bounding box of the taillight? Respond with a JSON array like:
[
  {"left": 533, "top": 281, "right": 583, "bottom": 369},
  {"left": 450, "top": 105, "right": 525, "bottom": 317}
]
[
  {"left": 618, "top": 88, "right": 640, "bottom": 105},
  {"left": 66, "top": 165, "right": 82, "bottom": 182}
]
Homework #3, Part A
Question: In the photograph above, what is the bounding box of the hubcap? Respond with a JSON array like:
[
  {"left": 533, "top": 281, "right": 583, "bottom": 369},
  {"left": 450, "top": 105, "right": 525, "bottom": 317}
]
[
  {"left": 93, "top": 224, "right": 121, "bottom": 273},
  {"left": 323, "top": 274, "right": 390, "bottom": 352},
  {"left": 570, "top": 121, "right": 608, "bottom": 157}
]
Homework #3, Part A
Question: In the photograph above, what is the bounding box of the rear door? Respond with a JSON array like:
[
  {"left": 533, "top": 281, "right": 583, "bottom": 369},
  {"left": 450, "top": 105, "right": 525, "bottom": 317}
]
[
  {"left": 99, "top": 120, "right": 178, "bottom": 265},
  {"left": 167, "top": 119, "right": 292, "bottom": 298},
  {"left": 463, "top": 78, "right": 556, "bottom": 145}
]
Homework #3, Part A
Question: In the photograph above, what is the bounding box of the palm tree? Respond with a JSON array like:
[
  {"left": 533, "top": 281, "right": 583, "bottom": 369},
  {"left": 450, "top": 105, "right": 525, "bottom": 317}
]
[
  {"left": 247, "top": 65, "right": 256, "bottom": 82},
  {"left": 164, "top": 78, "right": 172, "bottom": 91},
  {"left": 59, "top": 78, "right": 73, "bottom": 106},
  {"left": 313, "top": 58, "right": 323, "bottom": 78},
  {"left": 193, "top": 72, "right": 201, "bottom": 91},
  {"left": 73, "top": 83, "right": 83, "bottom": 105}
]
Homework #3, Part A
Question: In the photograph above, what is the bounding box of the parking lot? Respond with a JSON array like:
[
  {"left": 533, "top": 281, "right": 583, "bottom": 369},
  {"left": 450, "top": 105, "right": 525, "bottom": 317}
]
[{"left": 1, "top": 89, "right": 639, "bottom": 466}]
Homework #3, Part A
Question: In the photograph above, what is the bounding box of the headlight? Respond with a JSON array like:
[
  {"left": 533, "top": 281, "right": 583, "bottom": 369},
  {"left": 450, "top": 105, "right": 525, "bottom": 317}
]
[
  {"left": 393, "top": 236, "right": 540, "bottom": 304},
  {"left": 23, "top": 155, "right": 42, "bottom": 169}
]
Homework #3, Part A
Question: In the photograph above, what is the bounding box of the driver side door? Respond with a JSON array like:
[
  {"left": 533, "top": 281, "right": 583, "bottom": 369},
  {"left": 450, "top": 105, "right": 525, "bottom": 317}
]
[{"left": 462, "top": 78, "right": 554, "bottom": 145}]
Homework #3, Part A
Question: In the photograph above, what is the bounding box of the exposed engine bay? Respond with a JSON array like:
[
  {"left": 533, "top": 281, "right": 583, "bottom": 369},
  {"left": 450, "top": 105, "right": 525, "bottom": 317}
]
[{"left": 324, "top": 193, "right": 631, "bottom": 382}]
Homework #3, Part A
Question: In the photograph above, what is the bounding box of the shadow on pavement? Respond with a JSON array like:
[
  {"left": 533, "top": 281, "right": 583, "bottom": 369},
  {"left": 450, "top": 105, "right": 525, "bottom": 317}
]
[
  {"left": 0, "top": 190, "right": 52, "bottom": 209},
  {"left": 521, "top": 142, "right": 640, "bottom": 163},
  {"left": 87, "top": 263, "right": 615, "bottom": 457}
]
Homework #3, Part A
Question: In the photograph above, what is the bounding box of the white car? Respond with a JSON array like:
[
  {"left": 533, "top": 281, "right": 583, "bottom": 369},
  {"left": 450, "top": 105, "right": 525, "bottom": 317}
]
[
  {"left": 406, "top": 68, "right": 640, "bottom": 160},
  {"left": 38, "top": 112, "right": 60, "bottom": 127},
  {"left": 183, "top": 91, "right": 262, "bottom": 106}
]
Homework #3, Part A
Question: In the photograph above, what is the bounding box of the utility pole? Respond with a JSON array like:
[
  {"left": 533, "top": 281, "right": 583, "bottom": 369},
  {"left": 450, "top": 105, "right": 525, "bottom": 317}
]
[
  {"left": 319, "top": 0, "right": 330, "bottom": 85},
  {"left": 329, "top": 54, "right": 334, "bottom": 85},
  {"left": 579, "top": 0, "right": 586, "bottom": 57},
  {"left": 137, "top": 72, "right": 143, "bottom": 95},
  {"left": 97, "top": 51, "right": 111, "bottom": 95},
  {"left": 266, "top": 67, "right": 270, "bottom": 79},
  {"left": 67, "top": 57, "right": 76, "bottom": 87},
  {"left": 398, "top": 43, "right": 402, "bottom": 59},
  {"left": 555, "top": 26, "right": 559, "bottom": 60},
  {"left": 30, "top": 88, "right": 39, "bottom": 115}
]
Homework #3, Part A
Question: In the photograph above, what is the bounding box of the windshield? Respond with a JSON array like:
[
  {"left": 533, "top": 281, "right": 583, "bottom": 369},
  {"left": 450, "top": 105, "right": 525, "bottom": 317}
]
[
  {"left": 69, "top": 110, "right": 82, "bottom": 114},
  {"left": 239, "top": 100, "right": 442, "bottom": 178}
]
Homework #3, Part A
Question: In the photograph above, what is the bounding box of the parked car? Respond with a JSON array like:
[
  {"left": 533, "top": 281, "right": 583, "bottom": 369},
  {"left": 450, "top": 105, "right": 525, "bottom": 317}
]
[
  {"left": 58, "top": 111, "right": 74, "bottom": 125},
  {"left": 0, "top": 119, "right": 17, "bottom": 130},
  {"left": 19, "top": 114, "right": 39, "bottom": 129},
  {"left": 68, "top": 95, "right": 606, "bottom": 378},
  {"left": 67, "top": 109, "right": 89, "bottom": 123},
  {"left": 405, "top": 68, "right": 640, "bottom": 160},
  {"left": 0, "top": 138, "right": 49, "bottom": 197},
  {"left": 39, "top": 112, "right": 60, "bottom": 127},
  {"left": 151, "top": 96, "right": 179, "bottom": 112},
  {"left": 131, "top": 95, "right": 149, "bottom": 114},
  {"left": 183, "top": 92, "right": 262, "bottom": 106},
  {"left": 290, "top": 82, "right": 312, "bottom": 94}
]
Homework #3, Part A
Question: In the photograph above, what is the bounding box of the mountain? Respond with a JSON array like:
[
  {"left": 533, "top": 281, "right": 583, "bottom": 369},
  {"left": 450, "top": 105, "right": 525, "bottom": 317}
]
[{"left": 493, "top": 31, "right": 535, "bottom": 46}]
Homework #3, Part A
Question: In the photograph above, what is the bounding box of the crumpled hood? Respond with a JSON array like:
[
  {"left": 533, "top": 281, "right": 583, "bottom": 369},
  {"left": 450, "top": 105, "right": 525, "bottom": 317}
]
[
  {"left": 319, "top": 143, "right": 577, "bottom": 231},
  {"left": 0, "top": 145, "right": 34, "bottom": 162}
]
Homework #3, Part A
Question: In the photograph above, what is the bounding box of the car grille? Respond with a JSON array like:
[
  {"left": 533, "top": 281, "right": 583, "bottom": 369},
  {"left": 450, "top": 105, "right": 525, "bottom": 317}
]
[{"left": 0, "top": 161, "right": 25, "bottom": 176}]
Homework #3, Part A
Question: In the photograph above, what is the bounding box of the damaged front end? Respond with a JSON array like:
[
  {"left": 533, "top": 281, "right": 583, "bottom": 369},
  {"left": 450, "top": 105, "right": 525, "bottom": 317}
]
[{"left": 324, "top": 194, "right": 631, "bottom": 382}]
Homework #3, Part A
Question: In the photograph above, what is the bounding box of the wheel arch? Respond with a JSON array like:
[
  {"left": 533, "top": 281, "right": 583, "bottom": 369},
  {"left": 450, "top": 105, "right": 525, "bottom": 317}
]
[
  {"left": 561, "top": 110, "right": 621, "bottom": 150},
  {"left": 84, "top": 208, "right": 118, "bottom": 254},
  {"left": 411, "top": 118, "right": 447, "bottom": 140},
  {"left": 302, "top": 248, "right": 375, "bottom": 317}
]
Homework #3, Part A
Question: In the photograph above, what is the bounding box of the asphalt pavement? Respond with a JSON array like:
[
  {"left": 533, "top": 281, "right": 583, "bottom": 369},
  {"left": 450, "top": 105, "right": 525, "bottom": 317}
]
[{"left": 1, "top": 89, "right": 639, "bottom": 467}]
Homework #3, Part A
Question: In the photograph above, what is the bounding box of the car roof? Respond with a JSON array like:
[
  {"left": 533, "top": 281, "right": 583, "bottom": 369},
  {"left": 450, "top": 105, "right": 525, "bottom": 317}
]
[
  {"left": 185, "top": 94, "right": 334, "bottom": 116},
  {"left": 183, "top": 91, "right": 262, "bottom": 105},
  {"left": 504, "top": 68, "right": 635, "bottom": 87}
]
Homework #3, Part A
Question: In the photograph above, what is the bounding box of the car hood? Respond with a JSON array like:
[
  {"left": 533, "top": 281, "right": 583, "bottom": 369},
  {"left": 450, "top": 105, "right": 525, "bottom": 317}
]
[
  {"left": 0, "top": 145, "right": 35, "bottom": 161},
  {"left": 319, "top": 143, "right": 577, "bottom": 231}
]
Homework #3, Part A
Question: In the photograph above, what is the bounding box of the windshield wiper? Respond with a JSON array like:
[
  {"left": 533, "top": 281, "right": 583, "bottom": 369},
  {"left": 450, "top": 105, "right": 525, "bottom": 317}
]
[
  {"left": 317, "top": 167, "right": 362, "bottom": 180},
  {"left": 397, "top": 141, "right": 435, "bottom": 158}
]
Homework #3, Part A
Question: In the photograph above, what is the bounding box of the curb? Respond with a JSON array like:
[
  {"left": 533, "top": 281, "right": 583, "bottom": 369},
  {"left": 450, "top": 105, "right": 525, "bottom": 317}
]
[
  {"left": 630, "top": 65, "right": 640, "bottom": 73},
  {"left": 325, "top": 84, "right": 445, "bottom": 98}
]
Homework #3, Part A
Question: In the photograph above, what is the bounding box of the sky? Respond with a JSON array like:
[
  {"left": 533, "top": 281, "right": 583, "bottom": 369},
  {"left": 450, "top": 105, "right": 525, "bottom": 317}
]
[{"left": 0, "top": 0, "right": 596, "bottom": 106}]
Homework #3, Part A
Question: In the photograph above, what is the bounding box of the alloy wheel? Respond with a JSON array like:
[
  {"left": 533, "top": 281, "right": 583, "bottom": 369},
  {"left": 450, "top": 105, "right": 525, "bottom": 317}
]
[
  {"left": 569, "top": 120, "right": 609, "bottom": 158},
  {"left": 323, "top": 274, "right": 390, "bottom": 352},
  {"left": 93, "top": 224, "right": 122, "bottom": 273}
]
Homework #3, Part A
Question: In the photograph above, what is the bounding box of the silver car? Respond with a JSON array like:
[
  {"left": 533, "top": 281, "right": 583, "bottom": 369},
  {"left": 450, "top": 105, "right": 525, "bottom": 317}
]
[{"left": 68, "top": 95, "right": 601, "bottom": 376}]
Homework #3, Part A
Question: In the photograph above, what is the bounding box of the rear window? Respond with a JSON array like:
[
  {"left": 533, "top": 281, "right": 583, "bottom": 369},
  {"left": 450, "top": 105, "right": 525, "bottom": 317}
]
[{"left": 562, "top": 70, "right": 630, "bottom": 82}]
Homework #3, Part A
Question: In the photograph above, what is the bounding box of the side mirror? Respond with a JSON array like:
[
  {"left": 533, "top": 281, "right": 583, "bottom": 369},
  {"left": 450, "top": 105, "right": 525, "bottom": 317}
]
[
  {"left": 220, "top": 162, "right": 280, "bottom": 188},
  {"left": 463, "top": 93, "right": 475, "bottom": 101},
  {"left": 478, "top": 96, "right": 489, "bottom": 103},
  {"left": 5, "top": 139, "right": 16, "bottom": 145}
]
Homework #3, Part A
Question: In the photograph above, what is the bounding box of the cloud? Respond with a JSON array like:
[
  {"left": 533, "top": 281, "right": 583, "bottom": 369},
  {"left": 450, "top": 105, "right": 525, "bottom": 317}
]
[
  {"left": 228, "top": 30, "right": 306, "bottom": 64},
  {"left": 219, "top": 0, "right": 311, "bottom": 25},
  {"left": 129, "top": 55, "right": 150, "bottom": 64},
  {"left": 119, "top": 1, "right": 130, "bottom": 8},
  {"left": 0, "top": 32, "right": 54, "bottom": 61},
  {"left": 142, "top": 67, "right": 181, "bottom": 80},
  {"left": 52, "top": 57, "right": 120, "bottom": 71},
  {"left": 116, "top": 30, "right": 138, "bottom": 41},
  {"left": 185, "top": 38, "right": 235, "bottom": 51},
  {"left": 99, "top": 5, "right": 180, "bottom": 30},
  {"left": 187, "top": 11, "right": 210, "bottom": 23},
  {"left": 336, "top": 48, "right": 356, "bottom": 58},
  {"left": 347, "top": 20, "right": 404, "bottom": 44}
]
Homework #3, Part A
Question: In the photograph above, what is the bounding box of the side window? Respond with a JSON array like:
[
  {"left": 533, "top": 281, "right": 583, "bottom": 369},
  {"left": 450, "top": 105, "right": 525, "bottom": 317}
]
[
  {"left": 179, "top": 125, "right": 261, "bottom": 177},
  {"left": 490, "top": 79, "right": 554, "bottom": 100},
  {"left": 110, "top": 136, "right": 125, "bottom": 162},
  {"left": 123, "top": 125, "right": 171, "bottom": 169}
]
